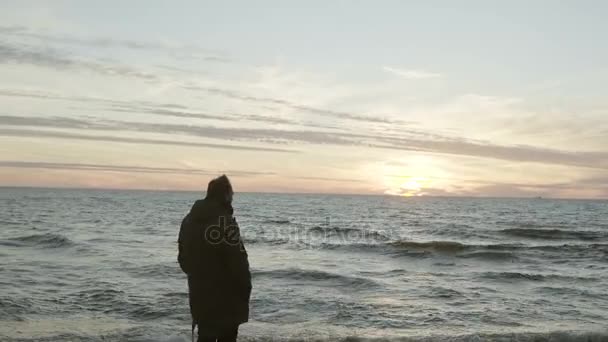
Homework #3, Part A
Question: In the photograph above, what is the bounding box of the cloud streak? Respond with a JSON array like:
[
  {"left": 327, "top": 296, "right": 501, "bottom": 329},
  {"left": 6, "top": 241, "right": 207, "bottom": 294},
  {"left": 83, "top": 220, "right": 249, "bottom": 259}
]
[
  {"left": 2, "top": 115, "right": 607, "bottom": 170},
  {"left": 293, "top": 176, "right": 366, "bottom": 183},
  {"left": 0, "top": 43, "right": 158, "bottom": 80},
  {"left": 0, "top": 25, "right": 230, "bottom": 63},
  {"left": 382, "top": 66, "right": 441, "bottom": 79},
  {"left": 0, "top": 89, "right": 347, "bottom": 129},
  {"left": 182, "top": 85, "right": 411, "bottom": 125},
  {"left": 0, "top": 38, "right": 413, "bottom": 127},
  {"left": 0, "top": 127, "right": 298, "bottom": 153},
  {"left": 0, "top": 160, "right": 273, "bottom": 177}
]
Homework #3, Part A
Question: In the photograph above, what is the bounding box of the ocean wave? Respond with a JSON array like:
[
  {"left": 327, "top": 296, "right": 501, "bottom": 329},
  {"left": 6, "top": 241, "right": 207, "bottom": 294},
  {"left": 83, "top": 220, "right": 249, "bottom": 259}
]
[
  {"left": 389, "top": 240, "right": 468, "bottom": 252},
  {"left": 330, "top": 239, "right": 608, "bottom": 260},
  {"left": 253, "top": 267, "right": 379, "bottom": 288},
  {"left": 0, "top": 233, "right": 74, "bottom": 248},
  {"left": 0, "top": 296, "right": 33, "bottom": 318},
  {"left": 75, "top": 288, "right": 126, "bottom": 304},
  {"left": 241, "top": 230, "right": 605, "bottom": 261},
  {"left": 310, "top": 226, "right": 389, "bottom": 240},
  {"left": 2, "top": 330, "right": 608, "bottom": 342},
  {"left": 526, "top": 243, "right": 608, "bottom": 253},
  {"left": 324, "top": 331, "right": 604, "bottom": 341},
  {"left": 127, "top": 263, "right": 183, "bottom": 278},
  {"left": 479, "top": 271, "right": 597, "bottom": 282},
  {"left": 243, "top": 227, "right": 389, "bottom": 246},
  {"left": 243, "top": 235, "right": 291, "bottom": 245},
  {"left": 68, "top": 287, "right": 182, "bottom": 320},
  {"left": 457, "top": 251, "right": 517, "bottom": 261},
  {"left": 322, "top": 240, "right": 495, "bottom": 254},
  {"left": 535, "top": 286, "right": 606, "bottom": 299},
  {"left": 424, "top": 286, "right": 465, "bottom": 299},
  {"left": 162, "top": 330, "right": 608, "bottom": 342},
  {"left": 263, "top": 219, "right": 291, "bottom": 224},
  {"left": 499, "top": 220, "right": 575, "bottom": 229},
  {"left": 500, "top": 228, "right": 607, "bottom": 240},
  {"left": 0, "top": 219, "right": 22, "bottom": 225}
]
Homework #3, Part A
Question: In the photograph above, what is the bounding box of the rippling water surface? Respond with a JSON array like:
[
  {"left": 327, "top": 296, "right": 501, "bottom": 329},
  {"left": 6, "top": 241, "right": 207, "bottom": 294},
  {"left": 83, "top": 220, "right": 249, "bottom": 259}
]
[{"left": 1, "top": 188, "right": 607, "bottom": 341}]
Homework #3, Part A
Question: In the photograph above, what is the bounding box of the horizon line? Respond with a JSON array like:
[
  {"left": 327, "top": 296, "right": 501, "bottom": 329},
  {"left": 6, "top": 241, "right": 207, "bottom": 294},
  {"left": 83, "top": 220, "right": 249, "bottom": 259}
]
[{"left": 1, "top": 185, "right": 606, "bottom": 201}]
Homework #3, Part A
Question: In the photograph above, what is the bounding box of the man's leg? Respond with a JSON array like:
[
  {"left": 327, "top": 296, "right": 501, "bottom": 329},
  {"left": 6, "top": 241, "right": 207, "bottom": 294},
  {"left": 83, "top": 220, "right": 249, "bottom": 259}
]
[{"left": 217, "top": 326, "right": 238, "bottom": 342}]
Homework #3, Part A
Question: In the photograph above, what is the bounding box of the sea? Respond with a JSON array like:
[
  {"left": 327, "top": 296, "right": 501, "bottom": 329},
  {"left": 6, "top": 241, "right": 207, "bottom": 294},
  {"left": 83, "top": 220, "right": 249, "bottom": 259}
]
[{"left": 1, "top": 187, "right": 607, "bottom": 341}]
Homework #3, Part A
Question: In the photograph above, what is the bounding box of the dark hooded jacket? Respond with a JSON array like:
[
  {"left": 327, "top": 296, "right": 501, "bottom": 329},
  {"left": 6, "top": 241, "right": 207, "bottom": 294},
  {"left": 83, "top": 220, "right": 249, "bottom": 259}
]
[{"left": 178, "top": 198, "right": 251, "bottom": 333}]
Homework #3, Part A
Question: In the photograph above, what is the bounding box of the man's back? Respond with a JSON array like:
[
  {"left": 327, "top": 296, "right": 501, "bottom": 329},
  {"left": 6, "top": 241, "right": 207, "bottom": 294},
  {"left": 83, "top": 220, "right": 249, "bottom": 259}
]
[{"left": 178, "top": 196, "right": 251, "bottom": 340}]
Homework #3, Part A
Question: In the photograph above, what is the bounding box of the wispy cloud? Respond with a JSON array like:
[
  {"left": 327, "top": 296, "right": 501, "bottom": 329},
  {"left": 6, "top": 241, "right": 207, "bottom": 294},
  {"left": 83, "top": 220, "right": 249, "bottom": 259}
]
[
  {"left": 0, "top": 43, "right": 157, "bottom": 80},
  {"left": 293, "top": 176, "right": 366, "bottom": 183},
  {"left": 182, "top": 85, "right": 410, "bottom": 125},
  {"left": 0, "top": 128, "right": 298, "bottom": 153},
  {"left": 0, "top": 160, "right": 273, "bottom": 177},
  {"left": 0, "top": 36, "right": 411, "bottom": 127},
  {"left": 382, "top": 66, "right": 441, "bottom": 79},
  {"left": 2, "top": 115, "right": 607, "bottom": 170},
  {"left": 0, "top": 86, "right": 409, "bottom": 129},
  {"left": 0, "top": 25, "right": 230, "bottom": 63},
  {"left": 0, "top": 89, "right": 330, "bottom": 128}
]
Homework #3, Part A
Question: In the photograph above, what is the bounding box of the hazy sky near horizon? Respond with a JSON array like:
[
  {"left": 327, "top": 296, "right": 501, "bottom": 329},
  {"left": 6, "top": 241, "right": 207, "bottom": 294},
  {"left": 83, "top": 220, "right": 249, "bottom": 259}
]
[{"left": 1, "top": 0, "right": 607, "bottom": 198}]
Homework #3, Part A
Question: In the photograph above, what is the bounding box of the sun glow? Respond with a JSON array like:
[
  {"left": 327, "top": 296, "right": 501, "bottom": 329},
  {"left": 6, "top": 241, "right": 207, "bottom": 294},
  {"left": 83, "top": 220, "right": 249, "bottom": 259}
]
[
  {"left": 397, "top": 176, "right": 428, "bottom": 196},
  {"left": 375, "top": 156, "right": 451, "bottom": 197},
  {"left": 382, "top": 174, "right": 433, "bottom": 197}
]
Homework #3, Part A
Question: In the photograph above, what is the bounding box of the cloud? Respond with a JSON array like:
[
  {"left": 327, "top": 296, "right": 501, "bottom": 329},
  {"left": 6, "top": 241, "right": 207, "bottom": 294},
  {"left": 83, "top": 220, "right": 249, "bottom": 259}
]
[
  {"left": 0, "top": 43, "right": 72, "bottom": 68},
  {"left": 0, "top": 115, "right": 377, "bottom": 146},
  {"left": 382, "top": 174, "right": 608, "bottom": 198},
  {"left": 0, "top": 88, "right": 331, "bottom": 128},
  {"left": 108, "top": 105, "right": 234, "bottom": 122},
  {"left": 0, "top": 43, "right": 157, "bottom": 80},
  {"left": 0, "top": 38, "right": 411, "bottom": 127},
  {"left": 2, "top": 115, "right": 608, "bottom": 170},
  {"left": 0, "top": 128, "right": 298, "bottom": 153},
  {"left": 183, "top": 85, "right": 410, "bottom": 125},
  {"left": 0, "top": 88, "right": 355, "bottom": 130},
  {"left": 0, "top": 160, "right": 274, "bottom": 177},
  {"left": 0, "top": 26, "right": 24, "bottom": 35},
  {"left": 109, "top": 104, "right": 330, "bottom": 128},
  {"left": 382, "top": 66, "right": 441, "bottom": 79},
  {"left": 576, "top": 175, "right": 608, "bottom": 187},
  {"left": 378, "top": 135, "right": 608, "bottom": 170},
  {"left": 293, "top": 176, "right": 366, "bottom": 183},
  {"left": 0, "top": 25, "right": 230, "bottom": 63},
  {"left": 489, "top": 112, "right": 608, "bottom": 142}
]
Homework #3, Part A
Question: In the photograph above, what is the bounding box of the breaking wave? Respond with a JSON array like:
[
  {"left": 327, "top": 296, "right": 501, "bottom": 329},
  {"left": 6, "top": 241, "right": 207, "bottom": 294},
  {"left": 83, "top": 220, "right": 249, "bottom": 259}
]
[
  {"left": 500, "top": 228, "right": 607, "bottom": 240},
  {"left": 253, "top": 267, "right": 379, "bottom": 288},
  {"left": 479, "top": 271, "right": 597, "bottom": 282},
  {"left": 0, "top": 233, "right": 74, "bottom": 248},
  {"left": 262, "top": 219, "right": 291, "bottom": 224},
  {"left": 389, "top": 240, "right": 468, "bottom": 252}
]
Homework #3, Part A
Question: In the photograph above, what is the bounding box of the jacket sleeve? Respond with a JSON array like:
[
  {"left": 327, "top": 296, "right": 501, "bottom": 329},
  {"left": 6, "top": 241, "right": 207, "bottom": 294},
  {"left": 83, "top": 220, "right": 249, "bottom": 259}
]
[
  {"left": 222, "top": 217, "right": 252, "bottom": 300},
  {"left": 177, "top": 215, "right": 191, "bottom": 274}
]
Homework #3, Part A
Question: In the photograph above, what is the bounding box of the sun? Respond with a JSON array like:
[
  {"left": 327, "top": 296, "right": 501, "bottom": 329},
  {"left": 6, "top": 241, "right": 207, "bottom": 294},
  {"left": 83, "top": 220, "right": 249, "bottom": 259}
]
[
  {"left": 397, "top": 176, "right": 429, "bottom": 196},
  {"left": 379, "top": 156, "right": 443, "bottom": 196},
  {"left": 401, "top": 177, "right": 424, "bottom": 191}
]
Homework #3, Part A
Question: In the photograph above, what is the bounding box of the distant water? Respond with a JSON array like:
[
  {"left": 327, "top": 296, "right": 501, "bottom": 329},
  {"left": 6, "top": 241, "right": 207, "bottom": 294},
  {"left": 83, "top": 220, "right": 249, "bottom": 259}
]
[{"left": 1, "top": 188, "right": 607, "bottom": 342}]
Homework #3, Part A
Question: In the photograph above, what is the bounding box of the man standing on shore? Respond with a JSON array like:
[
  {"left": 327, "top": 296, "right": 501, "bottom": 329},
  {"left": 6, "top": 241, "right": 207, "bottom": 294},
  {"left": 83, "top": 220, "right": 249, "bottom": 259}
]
[{"left": 178, "top": 175, "right": 252, "bottom": 342}]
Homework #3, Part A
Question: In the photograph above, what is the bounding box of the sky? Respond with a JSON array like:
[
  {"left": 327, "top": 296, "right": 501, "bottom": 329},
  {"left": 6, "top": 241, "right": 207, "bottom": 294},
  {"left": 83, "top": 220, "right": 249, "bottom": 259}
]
[{"left": 0, "top": 0, "right": 607, "bottom": 198}]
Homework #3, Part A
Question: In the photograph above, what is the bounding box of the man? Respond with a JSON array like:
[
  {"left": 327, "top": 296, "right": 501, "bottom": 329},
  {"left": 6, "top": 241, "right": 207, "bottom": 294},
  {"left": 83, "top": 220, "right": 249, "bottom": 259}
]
[{"left": 178, "top": 175, "right": 252, "bottom": 342}]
